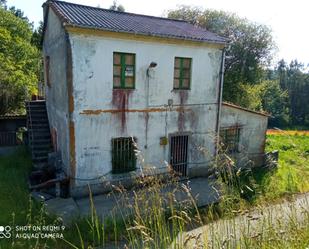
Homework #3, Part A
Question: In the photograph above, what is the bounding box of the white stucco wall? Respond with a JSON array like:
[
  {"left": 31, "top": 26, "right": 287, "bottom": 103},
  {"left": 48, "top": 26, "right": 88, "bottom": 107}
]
[
  {"left": 220, "top": 104, "right": 268, "bottom": 167},
  {"left": 68, "top": 32, "right": 223, "bottom": 189},
  {"left": 43, "top": 8, "right": 70, "bottom": 174}
]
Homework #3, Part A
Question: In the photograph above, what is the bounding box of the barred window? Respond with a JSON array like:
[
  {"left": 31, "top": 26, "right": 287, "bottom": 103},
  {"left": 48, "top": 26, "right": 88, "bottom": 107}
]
[
  {"left": 220, "top": 127, "right": 241, "bottom": 153},
  {"left": 111, "top": 137, "right": 136, "bottom": 174}
]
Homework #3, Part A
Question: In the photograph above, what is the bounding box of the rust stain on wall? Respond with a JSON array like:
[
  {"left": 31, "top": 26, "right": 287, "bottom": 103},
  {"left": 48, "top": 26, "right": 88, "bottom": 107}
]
[
  {"left": 66, "top": 33, "right": 76, "bottom": 183},
  {"left": 80, "top": 107, "right": 189, "bottom": 115},
  {"left": 189, "top": 109, "right": 198, "bottom": 130},
  {"left": 69, "top": 120, "right": 76, "bottom": 181},
  {"left": 177, "top": 90, "right": 188, "bottom": 131},
  {"left": 51, "top": 127, "right": 58, "bottom": 152},
  {"left": 111, "top": 89, "right": 132, "bottom": 132}
]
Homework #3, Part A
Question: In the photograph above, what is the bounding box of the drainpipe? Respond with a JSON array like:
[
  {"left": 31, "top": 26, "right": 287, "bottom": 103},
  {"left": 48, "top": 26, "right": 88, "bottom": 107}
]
[
  {"left": 215, "top": 48, "right": 226, "bottom": 157},
  {"left": 145, "top": 62, "right": 157, "bottom": 149},
  {"left": 145, "top": 69, "right": 150, "bottom": 149}
]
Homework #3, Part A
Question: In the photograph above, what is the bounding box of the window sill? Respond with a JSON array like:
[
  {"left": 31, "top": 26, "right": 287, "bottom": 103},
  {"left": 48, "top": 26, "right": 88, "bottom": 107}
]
[
  {"left": 113, "top": 88, "right": 135, "bottom": 90},
  {"left": 172, "top": 88, "right": 191, "bottom": 91}
]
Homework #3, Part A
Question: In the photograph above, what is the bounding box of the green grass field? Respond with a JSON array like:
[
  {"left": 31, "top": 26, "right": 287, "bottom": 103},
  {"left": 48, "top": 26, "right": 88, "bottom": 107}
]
[
  {"left": 0, "top": 147, "right": 33, "bottom": 225},
  {"left": 234, "top": 133, "right": 309, "bottom": 205},
  {"left": 261, "top": 134, "right": 309, "bottom": 201}
]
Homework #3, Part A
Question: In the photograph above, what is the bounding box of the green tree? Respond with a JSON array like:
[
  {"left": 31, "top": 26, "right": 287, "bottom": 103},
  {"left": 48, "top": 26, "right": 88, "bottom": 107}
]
[
  {"left": 168, "top": 6, "right": 275, "bottom": 104},
  {"left": 109, "top": 0, "right": 125, "bottom": 12},
  {"left": 31, "top": 21, "right": 43, "bottom": 50},
  {"left": 0, "top": 7, "right": 39, "bottom": 114},
  {"left": 284, "top": 60, "right": 309, "bottom": 125},
  {"left": 9, "top": 6, "right": 29, "bottom": 22},
  {"left": 260, "top": 80, "right": 290, "bottom": 127},
  {"left": 0, "top": 0, "right": 6, "bottom": 8}
]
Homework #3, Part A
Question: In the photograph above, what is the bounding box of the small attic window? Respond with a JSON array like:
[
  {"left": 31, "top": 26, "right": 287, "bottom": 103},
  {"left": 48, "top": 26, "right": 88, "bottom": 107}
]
[{"left": 44, "top": 56, "right": 51, "bottom": 88}]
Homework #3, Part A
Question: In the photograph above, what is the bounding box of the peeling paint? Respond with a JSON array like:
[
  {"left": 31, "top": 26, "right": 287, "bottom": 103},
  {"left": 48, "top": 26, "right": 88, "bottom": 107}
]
[
  {"left": 47, "top": 29, "right": 226, "bottom": 190},
  {"left": 189, "top": 109, "right": 199, "bottom": 130},
  {"left": 69, "top": 120, "right": 76, "bottom": 180},
  {"left": 177, "top": 90, "right": 189, "bottom": 131}
]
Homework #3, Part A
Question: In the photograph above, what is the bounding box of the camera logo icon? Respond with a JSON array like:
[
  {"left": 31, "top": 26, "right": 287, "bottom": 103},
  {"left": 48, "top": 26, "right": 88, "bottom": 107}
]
[{"left": 0, "top": 226, "right": 11, "bottom": 239}]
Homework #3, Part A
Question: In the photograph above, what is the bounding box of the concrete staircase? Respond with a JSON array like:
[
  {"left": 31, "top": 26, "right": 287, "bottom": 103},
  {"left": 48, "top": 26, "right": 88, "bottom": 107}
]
[{"left": 26, "top": 100, "right": 52, "bottom": 165}]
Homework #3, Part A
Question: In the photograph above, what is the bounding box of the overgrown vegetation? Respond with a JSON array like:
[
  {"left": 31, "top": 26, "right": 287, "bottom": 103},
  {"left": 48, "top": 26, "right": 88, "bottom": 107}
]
[
  {"left": 262, "top": 133, "right": 309, "bottom": 200},
  {"left": 168, "top": 6, "right": 309, "bottom": 128},
  {"left": 0, "top": 147, "right": 56, "bottom": 249},
  {"left": 0, "top": 133, "right": 308, "bottom": 248},
  {"left": 0, "top": 1, "right": 42, "bottom": 115}
]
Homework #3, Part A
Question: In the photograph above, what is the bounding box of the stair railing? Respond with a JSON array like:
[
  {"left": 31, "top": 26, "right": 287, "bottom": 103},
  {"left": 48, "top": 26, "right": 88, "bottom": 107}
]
[{"left": 26, "top": 101, "right": 35, "bottom": 158}]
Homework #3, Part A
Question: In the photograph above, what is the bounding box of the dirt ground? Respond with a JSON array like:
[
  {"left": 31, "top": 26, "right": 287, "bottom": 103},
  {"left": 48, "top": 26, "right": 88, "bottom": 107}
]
[{"left": 267, "top": 129, "right": 309, "bottom": 135}]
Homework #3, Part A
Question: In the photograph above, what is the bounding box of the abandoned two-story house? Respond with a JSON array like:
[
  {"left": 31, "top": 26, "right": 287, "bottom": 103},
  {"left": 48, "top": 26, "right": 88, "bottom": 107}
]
[{"left": 40, "top": 0, "right": 269, "bottom": 196}]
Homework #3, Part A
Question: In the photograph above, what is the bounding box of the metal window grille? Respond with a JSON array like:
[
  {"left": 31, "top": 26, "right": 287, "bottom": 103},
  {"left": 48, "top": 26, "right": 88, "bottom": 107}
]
[
  {"left": 111, "top": 137, "right": 136, "bottom": 174},
  {"left": 220, "top": 127, "right": 241, "bottom": 153},
  {"left": 0, "top": 131, "right": 17, "bottom": 146},
  {"left": 170, "top": 134, "right": 189, "bottom": 176}
]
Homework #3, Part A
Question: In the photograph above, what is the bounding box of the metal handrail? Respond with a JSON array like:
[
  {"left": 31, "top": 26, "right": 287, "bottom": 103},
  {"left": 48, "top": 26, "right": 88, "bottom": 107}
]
[{"left": 26, "top": 101, "right": 35, "bottom": 157}]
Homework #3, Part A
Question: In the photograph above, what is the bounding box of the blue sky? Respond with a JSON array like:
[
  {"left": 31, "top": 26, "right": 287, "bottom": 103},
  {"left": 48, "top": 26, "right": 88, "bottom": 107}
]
[{"left": 6, "top": 0, "right": 309, "bottom": 65}]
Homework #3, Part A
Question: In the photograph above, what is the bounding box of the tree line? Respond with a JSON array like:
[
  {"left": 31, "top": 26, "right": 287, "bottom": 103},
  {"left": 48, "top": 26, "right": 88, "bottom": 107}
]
[
  {"left": 0, "top": 2, "right": 308, "bottom": 128},
  {"left": 168, "top": 6, "right": 309, "bottom": 128},
  {"left": 0, "top": 0, "right": 42, "bottom": 114}
]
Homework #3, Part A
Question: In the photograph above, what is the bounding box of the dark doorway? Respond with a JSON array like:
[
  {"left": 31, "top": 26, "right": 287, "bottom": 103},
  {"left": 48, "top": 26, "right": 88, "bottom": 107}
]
[{"left": 170, "top": 134, "right": 189, "bottom": 176}]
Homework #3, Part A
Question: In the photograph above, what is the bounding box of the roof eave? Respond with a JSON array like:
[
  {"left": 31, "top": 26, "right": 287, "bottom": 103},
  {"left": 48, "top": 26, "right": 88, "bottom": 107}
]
[
  {"left": 222, "top": 102, "right": 271, "bottom": 117},
  {"left": 63, "top": 23, "right": 228, "bottom": 46}
]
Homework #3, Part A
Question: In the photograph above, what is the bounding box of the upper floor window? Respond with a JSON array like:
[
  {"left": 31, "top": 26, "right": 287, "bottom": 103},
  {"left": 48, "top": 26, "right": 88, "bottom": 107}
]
[
  {"left": 113, "top": 52, "right": 135, "bottom": 89},
  {"left": 173, "top": 57, "right": 191, "bottom": 90},
  {"left": 220, "top": 127, "right": 241, "bottom": 153}
]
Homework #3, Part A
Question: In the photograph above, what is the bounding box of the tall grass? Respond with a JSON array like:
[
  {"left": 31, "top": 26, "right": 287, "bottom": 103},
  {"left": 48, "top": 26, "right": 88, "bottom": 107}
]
[
  {"left": 62, "top": 134, "right": 309, "bottom": 248},
  {"left": 1, "top": 133, "right": 308, "bottom": 248}
]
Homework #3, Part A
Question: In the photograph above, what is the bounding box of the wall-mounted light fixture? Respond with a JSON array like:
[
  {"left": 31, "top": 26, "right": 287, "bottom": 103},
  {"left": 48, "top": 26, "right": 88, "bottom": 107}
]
[
  {"left": 149, "top": 62, "right": 157, "bottom": 68},
  {"left": 146, "top": 62, "right": 157, "bottom": 77}
]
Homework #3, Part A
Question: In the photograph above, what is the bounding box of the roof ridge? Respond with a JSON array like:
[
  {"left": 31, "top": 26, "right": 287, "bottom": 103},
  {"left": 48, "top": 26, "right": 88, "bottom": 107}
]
[{"left": 48, "top": 0, "right": 189, "bottom": 24}]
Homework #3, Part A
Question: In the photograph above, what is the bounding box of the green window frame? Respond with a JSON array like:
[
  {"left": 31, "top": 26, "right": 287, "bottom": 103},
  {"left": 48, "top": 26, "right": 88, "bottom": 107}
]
[
  {"left": 113, "top": 52, "right": 135, "bottom": 89},
  {"left": 220, "top": 127, "right": 241, "bottom": 153},
  {"left": 173, "top": 57, "right": 192, "bottom": 89},
  {"left": 111, "top": 137, "right": 136, "bottom": 174}
]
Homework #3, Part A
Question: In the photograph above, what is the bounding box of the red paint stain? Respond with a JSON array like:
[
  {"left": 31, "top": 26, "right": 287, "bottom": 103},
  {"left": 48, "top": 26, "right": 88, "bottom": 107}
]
[
  {"left": 177, "top": 91, "right": 188, "bottom": 131},
  {"left": 189, "top": 109, "right": 198, "bottom": 130},
  {"left": 112, "top": 89, "right": 132, "bottom": 132}
]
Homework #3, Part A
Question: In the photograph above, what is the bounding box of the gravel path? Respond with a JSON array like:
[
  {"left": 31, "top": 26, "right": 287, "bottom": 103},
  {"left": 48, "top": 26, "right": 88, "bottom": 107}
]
[{"left": 178, "top": 192, "right": 309, "bottom": 248}]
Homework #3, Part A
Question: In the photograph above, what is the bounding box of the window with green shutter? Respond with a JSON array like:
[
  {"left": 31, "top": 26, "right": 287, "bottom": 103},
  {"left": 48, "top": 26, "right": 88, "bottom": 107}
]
[
  {"left": 113, "top": 52, "right": 135, "bottom": 89},
  {"left": 173, "top": 57, "right": 192, "bottom": 89}
]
